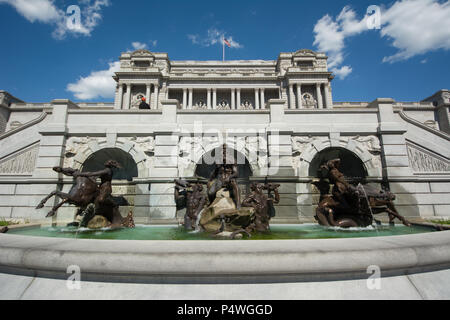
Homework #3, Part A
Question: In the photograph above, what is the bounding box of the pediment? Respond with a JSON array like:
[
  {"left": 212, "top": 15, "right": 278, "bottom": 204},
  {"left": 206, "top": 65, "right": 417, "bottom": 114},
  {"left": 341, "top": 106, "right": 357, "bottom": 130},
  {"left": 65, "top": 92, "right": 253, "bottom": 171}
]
[
  {"left": 293, "top": 49, "right": 318, "bottom": 57},
  {"left": 131, "top": 49, "right": 154, "bottom": 57}
]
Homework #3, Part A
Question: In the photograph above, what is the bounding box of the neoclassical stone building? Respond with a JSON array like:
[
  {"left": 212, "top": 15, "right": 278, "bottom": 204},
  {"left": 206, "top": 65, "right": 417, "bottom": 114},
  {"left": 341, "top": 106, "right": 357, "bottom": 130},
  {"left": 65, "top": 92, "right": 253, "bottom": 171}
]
[{"left": 0, "top": 49, "right": 449, "bottom": 224}]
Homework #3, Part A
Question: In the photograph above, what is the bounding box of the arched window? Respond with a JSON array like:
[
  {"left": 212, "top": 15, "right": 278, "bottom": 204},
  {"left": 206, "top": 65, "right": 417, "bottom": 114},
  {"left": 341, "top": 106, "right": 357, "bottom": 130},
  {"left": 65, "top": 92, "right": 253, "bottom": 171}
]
[
  {"left": 309, "top": 147, "right": 367, "bottom": 182},
  {"left": 82, "top": 148, "right": 138, "bottom": 181}
]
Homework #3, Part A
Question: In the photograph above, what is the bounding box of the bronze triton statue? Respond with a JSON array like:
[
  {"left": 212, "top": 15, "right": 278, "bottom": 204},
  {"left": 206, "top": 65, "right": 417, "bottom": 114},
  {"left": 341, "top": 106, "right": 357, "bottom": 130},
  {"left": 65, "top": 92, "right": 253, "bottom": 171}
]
[
  {"left": 36, "top": 160, "right": 135, "bottom": 229},
  {"left": 242, "top": 183, "right": 280, "bottom": 233},
  {"left": 174, "top": 179, "right": 207, "bottom": 230},
  {"left": 313, "top": 158, "right": 411, "bottom": 228}
]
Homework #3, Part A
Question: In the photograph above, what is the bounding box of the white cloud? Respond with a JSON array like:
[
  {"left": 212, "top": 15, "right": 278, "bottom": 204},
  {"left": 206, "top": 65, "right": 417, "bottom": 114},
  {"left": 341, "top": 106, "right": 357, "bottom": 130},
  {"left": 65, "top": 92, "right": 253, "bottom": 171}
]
[
  {"left": 0, "top": 0, "right": 110, "bottom": 39},
  {"left": 67, "top": 40, "right": 158, "bottom": 100},
  {"left": 313, "top": 6, "right": 371, "bottom": 78},
  {"left": 313, "top": 1, "right": 450, "bottom": 79},
  {"left": 332, "top": 66, "right": 353, "bottom": 80},
  {"left": 131, "top": 41, "right": 148, "bottom": 50},
  {"left": 188, "top": 28, "right": 243, "bottom": 49},
  {"left": 130, "top": 40, "right": 157, "bottom": 51},
  {"left": 66, "top": 61, "right": 120, "bottom": 100},
  {"left": 380, "top": 0, "right": 450, "bottom": 63},
  {"left": 0, "top": 0, "right": 61, "bottom": 23}
]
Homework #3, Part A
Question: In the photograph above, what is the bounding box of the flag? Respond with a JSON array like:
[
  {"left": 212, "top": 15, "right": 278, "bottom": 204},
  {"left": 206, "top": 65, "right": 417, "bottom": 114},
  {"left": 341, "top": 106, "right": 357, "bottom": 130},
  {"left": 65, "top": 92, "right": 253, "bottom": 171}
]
[{"left": 224, "top": 38, "right": 231, "bottom": 48}]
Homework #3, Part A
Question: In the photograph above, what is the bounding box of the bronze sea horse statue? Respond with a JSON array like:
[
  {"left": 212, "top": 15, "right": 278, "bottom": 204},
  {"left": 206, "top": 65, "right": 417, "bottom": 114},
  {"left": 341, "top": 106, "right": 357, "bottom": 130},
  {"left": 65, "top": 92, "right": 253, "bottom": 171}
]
[
  {"left": 313, "top": 158, "right": 411, "bottom": 228},
  {"left": 36, "top": 160, "right": 135, "bottom": 229}
]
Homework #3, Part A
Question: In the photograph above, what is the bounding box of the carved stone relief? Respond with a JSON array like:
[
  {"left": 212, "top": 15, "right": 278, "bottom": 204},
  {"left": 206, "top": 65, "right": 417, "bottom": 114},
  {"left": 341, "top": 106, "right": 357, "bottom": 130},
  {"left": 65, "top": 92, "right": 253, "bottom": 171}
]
[
  {"left": 178, "top": 135, "right": 267, "bottom": 176},
  {"left": 129, "top": 136, "right": 155, "bottom": 156},
  {"left": 193, "top": 100, "right": 207, "bottom": 110},
  {"left": 291, "top": 135, "right": 382, "bottom": 175},
  {"left": 407, "top": 144, "right": 450, "bottom": 173},
  {"left": 131, "top": 92, "right": 146, "bottom": 109},
  {"left": 240, "top": 100, "right": 253, "bottom": 110},
  {"left": 217, "top": 100, "right": 230, "bottom": 110},
  {"left": 302, "top": 93, "right": 317, "bottom": 109},
  {"left": 350, "top": 135, "right": 381, "bottom": 155},
  {"left": 9, "top": 121, "right": 23, "bottom": 130},
  {"left": 63, "top": 136, "right": 154, "bottom": 169},
  {"left": 292, "top": 136, "right": 315, "bottom": 157},
  {"left": 0, "top": 144, "right": 38, "bottom": 175}
]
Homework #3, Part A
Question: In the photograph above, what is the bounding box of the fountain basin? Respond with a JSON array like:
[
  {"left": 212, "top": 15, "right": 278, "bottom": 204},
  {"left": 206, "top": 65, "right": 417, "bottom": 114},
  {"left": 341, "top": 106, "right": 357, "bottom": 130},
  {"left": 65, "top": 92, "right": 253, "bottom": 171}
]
[{"left": 1, "top": 228, "right": 449, "bottom": 283}]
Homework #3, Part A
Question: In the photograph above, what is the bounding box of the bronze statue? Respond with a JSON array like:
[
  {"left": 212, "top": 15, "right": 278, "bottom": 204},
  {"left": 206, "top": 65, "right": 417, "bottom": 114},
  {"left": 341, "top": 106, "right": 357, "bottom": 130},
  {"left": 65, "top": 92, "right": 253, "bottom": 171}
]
[
  {"left": 71, "top": 160, "right": 131, "bottom": 227},
  {"left": 174, "top": 145, "right": 280, "bottom": 238},
  {"left": 314, "top": 158, "right": 411, "bottom": 228},
  {"left": 242, "top": 183, "right": 280, "bottom": 233},
  {"left": 36, "top": 160, "right": 135, "bottom": 229},
  {"left": 36, "top": 167, "right": 99, "bottom": 218},
  {"left": 174, "top": 179, "right": 207, "bottom": 230},
  {"left": 207, "top": 144, "right": 241, "bottom": 209}
]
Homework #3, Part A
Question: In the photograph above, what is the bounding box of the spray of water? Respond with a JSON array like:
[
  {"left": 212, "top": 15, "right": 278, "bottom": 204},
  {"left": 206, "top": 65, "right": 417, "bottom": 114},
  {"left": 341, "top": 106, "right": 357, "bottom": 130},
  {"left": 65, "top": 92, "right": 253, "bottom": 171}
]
[{"left": 358, "top": 183, "right": 379, "bottom": 234}]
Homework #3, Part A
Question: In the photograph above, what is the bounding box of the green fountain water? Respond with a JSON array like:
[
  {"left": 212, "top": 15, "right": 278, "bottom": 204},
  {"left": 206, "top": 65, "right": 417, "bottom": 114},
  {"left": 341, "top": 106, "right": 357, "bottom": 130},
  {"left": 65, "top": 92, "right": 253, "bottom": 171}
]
[{"left": 8, "top": 224, "right": 435, "bottom": 241}]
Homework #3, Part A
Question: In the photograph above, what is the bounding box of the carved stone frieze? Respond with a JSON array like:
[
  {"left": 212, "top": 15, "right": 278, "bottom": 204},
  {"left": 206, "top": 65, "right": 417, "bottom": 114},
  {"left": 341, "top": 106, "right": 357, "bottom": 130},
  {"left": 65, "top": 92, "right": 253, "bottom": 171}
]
[
  {"left": 407, "top": 144, "right": 450, "bottom": 173},
  {"left": 0, "top": 144, "right": 38, "bottom": 175}
]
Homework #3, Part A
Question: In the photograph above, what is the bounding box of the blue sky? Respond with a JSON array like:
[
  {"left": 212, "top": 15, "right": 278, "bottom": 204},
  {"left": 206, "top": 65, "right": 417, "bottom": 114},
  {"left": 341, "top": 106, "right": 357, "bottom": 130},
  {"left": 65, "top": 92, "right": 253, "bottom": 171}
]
[{"left": 0, "top": 0, "right": 449, "bottom": 103}]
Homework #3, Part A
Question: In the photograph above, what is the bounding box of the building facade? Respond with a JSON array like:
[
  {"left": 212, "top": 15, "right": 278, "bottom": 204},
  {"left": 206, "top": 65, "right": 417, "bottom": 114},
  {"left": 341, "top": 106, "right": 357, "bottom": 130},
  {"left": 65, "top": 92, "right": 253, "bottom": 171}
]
[{"left": 0, "top": 49, "right": 449, "bottom": 224}]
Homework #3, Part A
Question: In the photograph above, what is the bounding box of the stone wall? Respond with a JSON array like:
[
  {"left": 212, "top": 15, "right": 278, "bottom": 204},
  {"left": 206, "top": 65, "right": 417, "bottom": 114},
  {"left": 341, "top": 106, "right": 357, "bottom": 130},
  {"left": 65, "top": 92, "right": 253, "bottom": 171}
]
[{"left": 0, "top": 94, "right": 449, "bottom": 225}]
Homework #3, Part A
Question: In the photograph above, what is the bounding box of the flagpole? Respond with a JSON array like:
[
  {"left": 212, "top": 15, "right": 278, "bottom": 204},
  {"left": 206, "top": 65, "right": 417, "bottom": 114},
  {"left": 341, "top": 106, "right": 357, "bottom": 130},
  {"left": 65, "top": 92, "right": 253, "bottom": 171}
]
[{"left": 222, "top": 35, "right": 225, "bottom": 61}]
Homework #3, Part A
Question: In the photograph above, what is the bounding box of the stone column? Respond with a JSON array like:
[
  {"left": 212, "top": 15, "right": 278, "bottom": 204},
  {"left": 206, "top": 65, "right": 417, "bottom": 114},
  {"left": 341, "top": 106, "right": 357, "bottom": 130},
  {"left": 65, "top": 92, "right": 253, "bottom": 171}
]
[
  {"left": 324, "top": 83, "right": 332, "bottom": 109},
  {"left": 213, "top": 88, "right": 217, "bottom": 109},
  {"left": 153, "top": 84, "right": 159, "bottom": 109},
  {"left": 316, "top": 83, "right": 323, "bottom": 109},
  {"left": 260, "top": 88, "right": 265, "bottom": 109},
  {"left": 237, "top": 88, "right": 241, "bottom": 109},
  {"left": 296, "top": 84, "right": 302, "bottom": 109},
  {"left": 288, "top": 84, "right": 295, "bottom": 109},
  {"left": 117, "top": 84, "right": 123, "bottom": 110},
  {"left": 146, "top": 84, "right": 151, "bottom": 104},
  {"left": 255, "top": 88, "right": 260, "bottom": 109},
  {"left": 231, "top": 88, "right": 236, "bottom": 109},
  {"left": 188, "top": 88, "right": 193, "bottom": 109},
  {"left": 182, "top": 88, "right": 187, "bottom": 109},
  {"left": 125, "top": 84, "right": 132, "bottom": 110},
  {"left": 207, "top": 88, "right": 211, "bottom": 109}
]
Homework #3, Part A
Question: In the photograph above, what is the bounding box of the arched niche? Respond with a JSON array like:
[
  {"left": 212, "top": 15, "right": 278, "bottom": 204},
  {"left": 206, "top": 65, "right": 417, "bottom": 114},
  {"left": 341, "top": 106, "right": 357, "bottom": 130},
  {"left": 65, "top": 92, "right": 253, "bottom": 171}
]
[
  {"left": 194, "top": 146, "right": 253, "bottom": 180},
  {"left": 308, "top": 147, "right": 367, "bottom": 182},
  {"left": 82, "top": 148, "right": 138, "bottom": 181}
]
